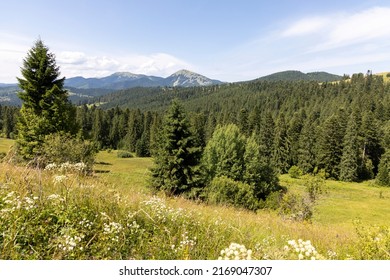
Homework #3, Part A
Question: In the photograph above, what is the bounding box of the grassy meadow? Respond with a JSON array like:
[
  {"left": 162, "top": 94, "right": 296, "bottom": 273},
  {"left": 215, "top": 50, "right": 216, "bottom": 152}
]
[{"left": 1, "top": 138, "right": 390, "bottom": 260}]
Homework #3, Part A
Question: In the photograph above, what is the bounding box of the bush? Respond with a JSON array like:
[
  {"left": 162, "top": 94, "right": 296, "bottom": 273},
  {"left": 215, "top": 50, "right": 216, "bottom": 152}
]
[
  {"left": 288, "top": 166, "right": 303, "bottom": 178},
  {"left": 205, "top": 176, "right": 259, "bottom": 210},
  {"left": 278, "top": 192, "right": 313, "bottom": 221},
  {"left": 40, "top": 133, "right": 97, "bottom": 172},
  {"left": 117, "top": 150, "right": 133, "bottom": 158},
  {"left": 303, "top": 174, "right": 325, "bottom": 202},
  {"left": 355, "top": 221, "right": 390, "bottom": 259}
]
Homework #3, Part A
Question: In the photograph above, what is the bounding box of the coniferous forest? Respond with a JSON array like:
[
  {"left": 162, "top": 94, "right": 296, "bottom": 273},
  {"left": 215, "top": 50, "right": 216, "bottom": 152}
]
[{"left": 1, "top": 71, "right": 390, "bottom": 185}]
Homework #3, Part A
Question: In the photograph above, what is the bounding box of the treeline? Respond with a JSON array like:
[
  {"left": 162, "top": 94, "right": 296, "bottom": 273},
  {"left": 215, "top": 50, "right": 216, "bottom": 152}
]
[
  {"left": 1, "top": 72, "right": 390, "bottom": 184},
  {"left": 0, "top": 105, "right": 19, "bottom": 138}
]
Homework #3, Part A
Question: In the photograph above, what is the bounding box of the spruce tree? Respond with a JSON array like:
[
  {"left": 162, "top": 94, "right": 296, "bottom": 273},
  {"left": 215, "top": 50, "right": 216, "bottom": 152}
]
[
  {"left": 339, "top": 113, "right": 360, "bottom": 182},
  {"left": 317, "top": 114, "right": 345, "bottom": 179},
  {"left": 297, "top": 115, "right": 318, "bottom": 174},
  {"left": 273, "top": 113, "right": 290, "bottom": 174},
  {"left": 151, "top": 100, "right": 202, "bottom": 195},
  {"left": 16, "top": 39, "right": 76, "bottom": 159}
]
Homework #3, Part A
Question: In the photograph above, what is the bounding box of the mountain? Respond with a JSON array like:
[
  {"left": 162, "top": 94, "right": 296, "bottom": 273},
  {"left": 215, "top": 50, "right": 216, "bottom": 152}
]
[
  {"left": 64, "top": 70, "right": 223, "bottom": 89},
  {"left": 0, "top": 83, "right": 17, "bottom": 88},
  {"left": 0, "top": 85, "right": 20, "bottom": 106},
  {"left": 256, "top": 70, "right": 342, "bottom": 82},
  {"left": 65, "top": 72, "right": 165, "bottom": 89},
  {"left": 165, "top": 70, "right": 224, "bottom": 87}
]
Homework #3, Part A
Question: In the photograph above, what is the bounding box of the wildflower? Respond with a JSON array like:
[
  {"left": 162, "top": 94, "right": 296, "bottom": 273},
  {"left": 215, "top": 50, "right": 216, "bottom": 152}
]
[
  {"left": 53, "top": 175, "right": 67, "bottom": 184},
  {"left": 285, "top": 239, "right": 324, "bottom": 260},
  {"left": 218, "top": 243, "right": 253, "bottom": 260},
  {"left": 45, "top": 163, "right": 58, "bottom": 171}
]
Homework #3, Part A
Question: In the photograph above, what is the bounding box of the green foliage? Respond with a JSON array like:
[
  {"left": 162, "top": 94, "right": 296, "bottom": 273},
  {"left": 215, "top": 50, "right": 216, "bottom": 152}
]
[
  {"left": 151, "top": 100, "right": 202, "bottom": 195},
  {"left": 205, "top": 176, "right": 259, "bottom": 211},
  {"left": 16, "top": 39, "right": 77, "bottom": 160},
  {"left": 202, "top": 124, "right": 246, "bottom": 182},
  {"left": 303, "top": 174, "right": 325, "bottom": 202},
  {"left": 288, "top": 165, "right": 303, "bottom": 178},
  {"left": 376, "top": 150, "right": 390, "bottom": 186},
  {"left": 339, "top": 113, "right": 360, "bottom": 182},
  {"left": 278, "top": 192, "right": 313, "bottom": 222},
  {"left": 317, "top": 113, "right": 346, "bottom": 179},
  {"left": 202, "top": 124, "right": 279, "bottom": 205},
  {"left": 355, "top": 221, "right": 390, "bottom": 260},
  {"left": 117, "top": 150, "right": 133, "bottom": 158},
  {"left": 41, "top": 133, "right": 97, "bottom": 170}
]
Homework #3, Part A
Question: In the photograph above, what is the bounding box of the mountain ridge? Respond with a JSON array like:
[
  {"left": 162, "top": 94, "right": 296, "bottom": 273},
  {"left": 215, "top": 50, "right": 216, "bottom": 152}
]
[
  {"left": 255, "top": 70, "right": 342, "bottom": 82},
  {"left": 64, "top": 69, "right": 223, "bottom": 89}
]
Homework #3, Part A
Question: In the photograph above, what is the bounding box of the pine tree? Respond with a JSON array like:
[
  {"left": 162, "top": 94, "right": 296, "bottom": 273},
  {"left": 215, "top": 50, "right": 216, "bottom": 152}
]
[
  {"left": 360, "top": 111, "right": 383, "bottom": 177},
  {"left": 317, "top": 113, "right": 346, "bottom": 179},
  {"left": 273, "top": 113, "right": 290, "bottom": 174},
  {"left": 16, "top": 39, "right": 76, "bottom": 159},
  {"left": 258, "top": 111, "right": 275, "bottom": 161},
  {"left": 297, "top": 113, "right": 319, "bottom": 174},
  {"left": 244, "top": 134, "right": 279, "bottom": 199},
  {"left": 376, "top": 150, "right": 390, "bottom": 186},
  {"left": 287, "top": 110, "right": 305, "bottom": 166},
  {"left": 151, "top": 100, "right": 202, "bottom": 195},
  {"left": 339, "top": 113, "right": 360, "bottom": 182}
]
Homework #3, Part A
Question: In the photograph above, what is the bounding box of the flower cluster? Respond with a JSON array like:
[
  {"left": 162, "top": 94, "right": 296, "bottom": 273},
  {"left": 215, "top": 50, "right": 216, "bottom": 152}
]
[
  {"left": 53, "top": 175, "right": 68, "bottom": 184},
  {"left": 79, "top": 218, "right": 94, "bottom": 230},
  {"left": 218, "top": 243, "right": 253, "bottom": 260},
  {"left": 284, "top": 239, "right": 323, "bottom": 260},
  {"left": 1, "top": 191, "right": 38, "bottom": 214},
  {"left": 103, "top": 221, "right": 123, "bottom": 243},
  {"left": 58, "top": 233, "right": 85, "bottom": 252},
  {"left": 45, "top": 162, "right": 87, "bottom": 174}
]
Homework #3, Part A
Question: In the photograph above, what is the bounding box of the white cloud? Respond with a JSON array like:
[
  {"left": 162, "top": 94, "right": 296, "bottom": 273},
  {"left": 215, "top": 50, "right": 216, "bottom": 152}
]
[
  {"left": 57, "top": 51, "right": 88, "bottom": 65},
  {"left": 325, "top": 7, "right": 390, "bottom": 49},
  {"left": 57, "top": 52, "right": 192, "bottom": 79},
  {"left": 282, "top": 17, "right": 330, "bottom": 37},
  {"left": 281, "top": 7, "right": 390, "bottom": 51}
]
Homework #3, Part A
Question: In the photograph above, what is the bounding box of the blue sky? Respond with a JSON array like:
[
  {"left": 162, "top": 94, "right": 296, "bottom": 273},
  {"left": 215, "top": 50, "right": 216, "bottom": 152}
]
[{"left": 1, "top": 0, "right": 390, "bottom": 83}]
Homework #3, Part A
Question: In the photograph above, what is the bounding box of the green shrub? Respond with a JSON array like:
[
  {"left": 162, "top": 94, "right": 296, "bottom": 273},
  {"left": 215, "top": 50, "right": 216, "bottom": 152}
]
[
  {"left": 278, "top": 192, "right": 313, "bottom": 221},
  {"left": 205, "top": 176, "right": 259, "bottom": 210},
  {"left": 41, "top": 133, "right": 97, "bottom": 171},
  {"left": 355, "top": 221, "right": 390, "bottom": 259},
  {"left": 303, "top": 174, "right": 325, "bottom": 202},
  {"left": 288, "top": 165, "right": 303, "bottom": 178},
  {"left": 117, "top": 150, "right": 133, "bottom": 158}
]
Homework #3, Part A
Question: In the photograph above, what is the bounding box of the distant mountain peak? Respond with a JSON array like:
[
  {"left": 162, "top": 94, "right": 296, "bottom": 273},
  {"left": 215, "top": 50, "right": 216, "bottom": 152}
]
[
  {"left": 110, "top": 72, "right": 141, "bottom": 78},
  {"left": 167, "top": 69, "right": 222, "bottom": 87},
  {"left": 171, "top": 69, "right": 196, "bottom": 76},
  {"left": 64, "top": 69, "right": 223, "bottom": 89}
]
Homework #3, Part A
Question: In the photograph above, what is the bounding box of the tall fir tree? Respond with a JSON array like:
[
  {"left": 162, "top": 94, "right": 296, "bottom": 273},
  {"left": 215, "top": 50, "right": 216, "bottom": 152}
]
[
  {"left": 317, "top": 113, "right": 346, "bottom": 179},
  {"left": 151, "top": 100, "right": 202, "bottom": 195},
  {"left": 273, "top": 113, "right": 290, "bottom": 174},
  {"left": 16, "top": 39, "right": 76, "bottom": 159},
  {"left": 339, "top": 113, "right": 360, "bottom": 182}
]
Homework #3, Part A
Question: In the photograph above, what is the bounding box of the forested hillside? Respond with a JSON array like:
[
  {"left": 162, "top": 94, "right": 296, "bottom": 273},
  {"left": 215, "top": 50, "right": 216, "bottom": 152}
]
[{"left": 1, "top": 72, "right": 390, "bottom": 184}]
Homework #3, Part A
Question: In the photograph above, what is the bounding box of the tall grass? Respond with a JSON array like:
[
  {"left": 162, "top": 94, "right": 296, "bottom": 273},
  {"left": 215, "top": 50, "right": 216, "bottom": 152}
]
[{"left": 1, "top": 145, "right": 390, "bottom": 259}]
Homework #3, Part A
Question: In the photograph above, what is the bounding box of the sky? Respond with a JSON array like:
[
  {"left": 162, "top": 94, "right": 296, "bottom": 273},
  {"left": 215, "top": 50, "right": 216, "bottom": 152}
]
[{"left": 2, "top": 0, "right": 390, "bottom": 83}]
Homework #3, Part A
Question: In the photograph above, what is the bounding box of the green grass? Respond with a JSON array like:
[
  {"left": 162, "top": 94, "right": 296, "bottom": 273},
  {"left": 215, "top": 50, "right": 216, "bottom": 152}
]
[
  {"left": 279, "top": 175, "right": 390, "bottom": 230},
  {"left": 0, "top": 138, "right": 14, "bottom": 154},
  {"left": 1, "top": 138, "right": 390, "bottom": 259}
]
